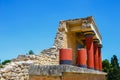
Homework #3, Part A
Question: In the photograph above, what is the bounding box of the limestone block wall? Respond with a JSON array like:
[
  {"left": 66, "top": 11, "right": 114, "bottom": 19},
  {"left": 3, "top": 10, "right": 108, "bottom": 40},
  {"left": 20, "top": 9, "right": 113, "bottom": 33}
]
[
  {"left": 0, "top": 54, "right": 59, "bottom": 80},
  {"left": 30, "top": 76, "right": 60, "bottom": 80},
  {"left": 29, "top": 73, "right": 106, "bottom": 80},
  {"left": 29, "top": 65, "right": 106, "bottom": 80},
  {"left": 0, "top": 22, "right": 65, "bottom": 80},
  {"left": 62, "top": 73, "right": 106, "bottom": 80}
]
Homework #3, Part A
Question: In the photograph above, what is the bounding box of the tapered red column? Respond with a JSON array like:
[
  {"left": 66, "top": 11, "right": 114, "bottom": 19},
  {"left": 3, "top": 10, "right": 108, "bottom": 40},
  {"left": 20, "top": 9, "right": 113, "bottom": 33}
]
[
  {"left": 98, "top": 45, "right": 102, "bottom": 71},
  {"left": 94, "top": 42, "right": 99, "bottom": 70},
  {"left": 77, "top": 48, "right": 87, "bottom": 68},
  {"left": 59, "top": 48, "right": 72, "bottom": 65},
  {"left": 85, "top": 34, "right": 94, "bottom": 69}
]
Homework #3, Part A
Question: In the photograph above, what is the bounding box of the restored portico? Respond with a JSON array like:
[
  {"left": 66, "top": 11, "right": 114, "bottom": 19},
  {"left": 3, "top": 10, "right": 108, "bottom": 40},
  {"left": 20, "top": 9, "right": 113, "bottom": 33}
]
[
  {"left": 29, "top": 16, "right": 106, "bottom": 80},
  {"left": 59, "top": 16, "right": 102, "bottom": 70}
]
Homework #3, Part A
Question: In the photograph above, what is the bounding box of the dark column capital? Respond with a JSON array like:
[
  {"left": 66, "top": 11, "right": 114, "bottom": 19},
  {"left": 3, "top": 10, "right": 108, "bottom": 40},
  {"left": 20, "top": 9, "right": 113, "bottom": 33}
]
[
  {"left": 93, "top": 39, "right": 99, "bottom": 43},
  {"left": 93, "top": 39, "right": 99, "bottom": 45},
  {"left": 98, "top": 44, "right": 103, "bottom": 48},
  {"left": 84, "top": 31, "right": 95, "bottom": 37}
]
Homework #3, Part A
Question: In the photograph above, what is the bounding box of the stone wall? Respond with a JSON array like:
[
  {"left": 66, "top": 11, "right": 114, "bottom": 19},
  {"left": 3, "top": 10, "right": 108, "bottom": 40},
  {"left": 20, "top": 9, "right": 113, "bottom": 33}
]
[
  {"left": 29, "top": 65, "right": 106, "bottom": 80},
  {"left": 30, "top": 76, "right": 60, "bottom": 80},
  {"left": 29, "top": 74, "right": 106, "bottom": 80},
  {"left": 0, "top": 21, "right": 64, "bottom": 80},
  {"left": 0, "top": 54, "right": 59, "bottom": 80}
]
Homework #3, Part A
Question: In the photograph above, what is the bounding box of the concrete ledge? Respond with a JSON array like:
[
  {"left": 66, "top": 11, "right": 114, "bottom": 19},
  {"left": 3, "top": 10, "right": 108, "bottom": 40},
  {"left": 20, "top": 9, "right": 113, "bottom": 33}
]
[{"left": 29, "top": 65, "right": 107, "bottom": 76}]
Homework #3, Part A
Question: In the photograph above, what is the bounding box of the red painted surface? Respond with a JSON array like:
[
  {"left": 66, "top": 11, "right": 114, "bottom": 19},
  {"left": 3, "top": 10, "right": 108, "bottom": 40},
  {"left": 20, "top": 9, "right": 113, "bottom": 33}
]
[
  {"left": 94, "top": 43, "right": 99, "bottom": 70},
  {"left": 85, "top": 35, "right": 94, "bottom": 69},
  {"left": 59, "top": 48, "right": 72, "bottom": 60},
  {"left": 98, "top": 47, "right": 102, "bottom": 71},
  {"left": 77, "top": 49, "right": 87, "bottom": 66}
]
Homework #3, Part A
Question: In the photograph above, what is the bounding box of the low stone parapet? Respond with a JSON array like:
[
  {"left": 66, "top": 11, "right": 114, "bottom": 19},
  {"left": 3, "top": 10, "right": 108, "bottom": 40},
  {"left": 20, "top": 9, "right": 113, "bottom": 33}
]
[{"left": 29, "top": 65, "right": 107, "bottom": 80}]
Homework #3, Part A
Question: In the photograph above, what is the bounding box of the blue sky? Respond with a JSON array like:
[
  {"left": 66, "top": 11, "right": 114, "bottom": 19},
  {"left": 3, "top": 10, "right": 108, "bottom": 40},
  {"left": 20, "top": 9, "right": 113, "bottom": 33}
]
[{"left": 0, "top": 0, "right": 120, "bottom": 63}]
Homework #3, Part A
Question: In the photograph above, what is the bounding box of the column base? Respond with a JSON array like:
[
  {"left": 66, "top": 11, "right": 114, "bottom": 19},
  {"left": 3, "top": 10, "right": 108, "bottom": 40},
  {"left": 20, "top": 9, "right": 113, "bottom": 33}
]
[
  {"left": 87, "top": 67, "right": 94, "bottom": 70},
  {"left": 94, "top": 69, "right": 99, "bottom": 71},
  {"left": 77, "top": 65, "right": 87, "bottom": 68},
  {"left": 60, "top": 60, "right": 72, "bottom": 65}
]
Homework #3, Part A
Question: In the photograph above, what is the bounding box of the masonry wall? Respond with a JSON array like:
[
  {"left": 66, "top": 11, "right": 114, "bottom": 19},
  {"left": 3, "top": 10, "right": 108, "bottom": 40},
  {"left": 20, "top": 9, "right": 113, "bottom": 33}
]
[{"left": 29, "top": 73, "right": 106, "bottom": 80}]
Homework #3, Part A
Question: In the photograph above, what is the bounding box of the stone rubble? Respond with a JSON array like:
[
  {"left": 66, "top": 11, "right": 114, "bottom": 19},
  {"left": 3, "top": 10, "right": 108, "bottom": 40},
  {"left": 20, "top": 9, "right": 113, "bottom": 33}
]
[
  {"left": 0, "top": 54, "right": 59, "bottom": 80},
  {"left": 0, "top": 22, "right": 66, "bottom": 80}
]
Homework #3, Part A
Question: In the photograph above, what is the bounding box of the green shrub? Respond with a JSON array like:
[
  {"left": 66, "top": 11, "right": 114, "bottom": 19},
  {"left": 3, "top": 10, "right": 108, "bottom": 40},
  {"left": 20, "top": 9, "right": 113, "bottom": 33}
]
[{"left": 2, "top": 60, "right": 11, "bottom": 65}]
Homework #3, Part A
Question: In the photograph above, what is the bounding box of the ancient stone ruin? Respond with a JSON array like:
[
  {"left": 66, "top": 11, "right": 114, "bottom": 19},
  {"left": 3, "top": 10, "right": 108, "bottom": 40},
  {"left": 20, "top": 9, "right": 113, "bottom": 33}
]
[{"left": 0, "top": 16, "right": 106, "bottom": 80}]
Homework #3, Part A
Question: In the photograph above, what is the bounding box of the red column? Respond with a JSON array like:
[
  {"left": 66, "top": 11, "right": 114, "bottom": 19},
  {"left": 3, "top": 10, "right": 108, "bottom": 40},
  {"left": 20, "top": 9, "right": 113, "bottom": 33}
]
[
  {"left": 77, "top": 48, "right": 87, "bottom": 68},
  {"left": 94, "top": 42, "right": 99, "bottom": 70},
  {"left": 59, "top": 48, "right": 72, "bottom": 65},
  {"left": 85, "top": 34, "right": 94, "bottom": 69},
  {"left": 98, "top": 45, "right": 102, "bottom": 71}
]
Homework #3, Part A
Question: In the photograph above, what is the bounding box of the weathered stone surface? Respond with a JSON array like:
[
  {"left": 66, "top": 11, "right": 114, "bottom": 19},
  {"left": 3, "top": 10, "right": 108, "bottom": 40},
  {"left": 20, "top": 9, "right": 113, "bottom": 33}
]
[
  {"left": 0, "top": 54, "right": 59, "bottom": 80},
  {"left": 29, "top": 65, "right": 106, "bottom": 76}
]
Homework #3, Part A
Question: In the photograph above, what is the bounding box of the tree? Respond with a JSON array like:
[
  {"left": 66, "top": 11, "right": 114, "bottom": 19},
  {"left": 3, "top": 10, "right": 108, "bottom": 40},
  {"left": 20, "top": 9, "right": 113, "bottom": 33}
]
[
  {"left": 102, "top": 55, "right": 120, "bottom": 80},
  {"left": 2, "top": 60, "right": 11, "bottom": 65},
  {"left": 108, "top": 68, "right": 120, "bottom": 80},
  {"left": 28, "top": 50, "right": 34, "bottom": 55},
  {"left": 107, "top": 55, "right": 120, "bottom": 80},
  {"left": 111, "top": 55, "right": 119, "bottom": 69},
  {"left": 102, "top": 59, "right": 111, "bottom": 73}
]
